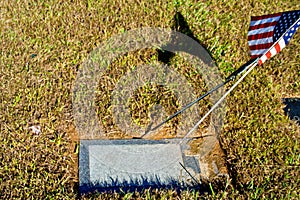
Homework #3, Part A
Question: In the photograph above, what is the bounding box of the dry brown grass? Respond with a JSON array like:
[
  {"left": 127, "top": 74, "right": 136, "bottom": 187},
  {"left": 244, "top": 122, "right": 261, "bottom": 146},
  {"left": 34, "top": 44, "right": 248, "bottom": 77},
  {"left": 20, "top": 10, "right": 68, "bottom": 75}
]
[{"left": 1, "top": 0, "right": 299, "bottom": 199}]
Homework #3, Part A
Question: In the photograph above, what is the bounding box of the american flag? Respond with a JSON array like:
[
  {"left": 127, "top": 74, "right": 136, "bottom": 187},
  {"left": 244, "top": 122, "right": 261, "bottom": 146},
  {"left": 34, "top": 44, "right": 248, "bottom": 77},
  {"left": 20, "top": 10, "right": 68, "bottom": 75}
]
[{"left": 248, "top": 10, "right": 300, "bottom": 65}]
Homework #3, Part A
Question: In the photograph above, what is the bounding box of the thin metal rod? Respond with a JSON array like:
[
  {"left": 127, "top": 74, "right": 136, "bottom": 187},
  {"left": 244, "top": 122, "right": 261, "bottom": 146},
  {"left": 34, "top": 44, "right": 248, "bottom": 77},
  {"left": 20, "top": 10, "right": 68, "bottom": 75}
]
[
  {"left": 179, "top": 61, "right": 258, "bottom": 144},
  {"left": 139, "top": 81, "right": 227, "bottom": 138},
  {"left": 137, "top": 59, "right": 257, "bottom": 139},
  {"left": 178, "top": 16, "right": 299, "bottom": 142},
  {"left": 179, "top": 16, "right": 299, "bottom": 142},
  {"left": 179, "top": 162, "right": 200, "bottom": 185}
]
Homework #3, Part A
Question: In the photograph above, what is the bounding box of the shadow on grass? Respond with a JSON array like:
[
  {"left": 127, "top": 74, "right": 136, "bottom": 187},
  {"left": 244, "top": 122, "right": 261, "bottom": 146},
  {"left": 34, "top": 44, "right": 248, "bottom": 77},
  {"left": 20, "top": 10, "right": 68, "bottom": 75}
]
[
  {"left": 158, "top": 11, "right": 210, "bottom": 64},
  {"left": 282, "top": 98, "right": 300, "bottom": 126},
  {"left": 79, "top": 175, "right": 207, "bottom": 195},
  {"left": 79, "top": 12, "right": 230, "bottom": 197}
]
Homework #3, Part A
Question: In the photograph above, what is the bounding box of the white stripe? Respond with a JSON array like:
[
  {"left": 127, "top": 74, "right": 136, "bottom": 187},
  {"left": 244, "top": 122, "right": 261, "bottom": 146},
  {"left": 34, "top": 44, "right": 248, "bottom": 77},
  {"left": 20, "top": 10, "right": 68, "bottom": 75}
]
[
  {"left": 248, "top": 26, "right": 275, "bottom": 36},
  {"left": 258, "top": 38, "right": 286, "bottom": 62},
  {"left": 270, "top": 46, "right": 277, "bottom": 56},
  {"left": 268, "top": 38, "right": 286, "bottom": 58},
  {"left": 251, "top": 49, "right": 268, "bottom": 56},
  {"left": 248, "top": 37, "right": 273, "bottom": 46},
  {"left": 259, "top": 55, "right": 268, "bottom": 64},
  {"left": 250, "top": 16, "right": 281, "bottom": 27},
  {"left": 278, "top": 37, "right": 286, "bottom": 49}
]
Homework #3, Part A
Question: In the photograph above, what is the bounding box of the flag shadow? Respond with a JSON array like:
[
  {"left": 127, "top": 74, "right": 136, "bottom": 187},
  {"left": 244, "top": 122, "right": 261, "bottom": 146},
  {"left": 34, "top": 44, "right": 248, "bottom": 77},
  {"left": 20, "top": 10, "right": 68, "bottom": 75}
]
[{"left": 158, "top": 11, "right": 211, "bottom": 64}]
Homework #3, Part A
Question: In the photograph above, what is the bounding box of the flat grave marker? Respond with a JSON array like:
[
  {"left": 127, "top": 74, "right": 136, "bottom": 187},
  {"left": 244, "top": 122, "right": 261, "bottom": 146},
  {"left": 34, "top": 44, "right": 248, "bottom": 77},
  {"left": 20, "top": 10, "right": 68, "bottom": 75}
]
[{"left": 79, "top": 139, "right": 203, "bottom": 193}]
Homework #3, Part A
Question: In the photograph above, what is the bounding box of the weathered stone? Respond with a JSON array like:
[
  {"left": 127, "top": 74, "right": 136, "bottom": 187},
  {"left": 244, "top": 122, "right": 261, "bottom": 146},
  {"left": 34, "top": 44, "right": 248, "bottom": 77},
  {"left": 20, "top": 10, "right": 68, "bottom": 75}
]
[{"left": 79, "top": 139, "right": 203, "bottom": 193}]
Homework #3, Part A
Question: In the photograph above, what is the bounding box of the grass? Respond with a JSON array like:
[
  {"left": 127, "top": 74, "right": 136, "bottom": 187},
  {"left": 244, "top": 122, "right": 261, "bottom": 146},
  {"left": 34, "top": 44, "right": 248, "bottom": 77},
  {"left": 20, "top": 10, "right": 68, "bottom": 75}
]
[{"left": 1, "top": 0, "right": 299, "bottom": 199}]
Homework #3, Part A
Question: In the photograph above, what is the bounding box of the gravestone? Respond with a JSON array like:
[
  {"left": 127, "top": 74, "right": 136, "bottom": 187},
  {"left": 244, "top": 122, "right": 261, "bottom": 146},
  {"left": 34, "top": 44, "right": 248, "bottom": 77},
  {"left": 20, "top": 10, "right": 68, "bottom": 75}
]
[
  {"left": 74, "top": 28, "right": 229, "bottom": 193},
  {"left": 79, "top": 139, "right": 203, "bottom": 193},
  {"left": 79, "top": 136, "right": 228, "bottom": 193}
]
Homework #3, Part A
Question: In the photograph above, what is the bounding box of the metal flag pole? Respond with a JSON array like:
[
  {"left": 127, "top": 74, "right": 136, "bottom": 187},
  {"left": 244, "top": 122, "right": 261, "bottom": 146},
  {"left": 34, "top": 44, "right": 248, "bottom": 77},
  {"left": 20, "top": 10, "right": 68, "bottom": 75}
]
[
  {"left": 140, "top": 12, "right": 300, "bottom": 140},
  {"left": 179, "top": 60, "right": 259, "bottom": 144},
  {"left": 180, "top": 14, "right": 300, "bottom": 144},
  {"left": 136, "top": 59, "right": 257, "bottom": 139}
]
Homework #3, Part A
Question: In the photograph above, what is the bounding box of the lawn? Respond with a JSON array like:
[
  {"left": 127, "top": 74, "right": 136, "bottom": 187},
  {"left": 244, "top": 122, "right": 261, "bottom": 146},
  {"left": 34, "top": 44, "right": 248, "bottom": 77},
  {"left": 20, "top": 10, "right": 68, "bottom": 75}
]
[{"left": 0, "top": 0, "right": 299, "bottom": 199}]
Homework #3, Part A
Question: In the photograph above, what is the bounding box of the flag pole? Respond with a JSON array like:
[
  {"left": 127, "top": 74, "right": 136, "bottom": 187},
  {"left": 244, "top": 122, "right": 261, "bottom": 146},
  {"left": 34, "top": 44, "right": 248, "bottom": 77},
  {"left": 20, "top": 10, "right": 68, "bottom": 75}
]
[
  {"left": 180, "top": 15, "right": 300, "bottom": 143},
  {"left": 136, "top": 59, "right": 257, "bottom": 139},
  {"left": 138, "top": 12, "right": 299, "bottom": 140},
  {"left": 179, "top": 60, "right": 258, "bottom": 144}
]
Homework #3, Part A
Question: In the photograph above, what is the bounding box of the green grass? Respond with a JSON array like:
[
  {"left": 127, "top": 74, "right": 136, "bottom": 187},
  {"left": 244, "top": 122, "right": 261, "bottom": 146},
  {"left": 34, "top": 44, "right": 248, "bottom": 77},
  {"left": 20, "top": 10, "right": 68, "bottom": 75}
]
[{"left": 1, "top": 0, "right": 300, "bottom": 199}]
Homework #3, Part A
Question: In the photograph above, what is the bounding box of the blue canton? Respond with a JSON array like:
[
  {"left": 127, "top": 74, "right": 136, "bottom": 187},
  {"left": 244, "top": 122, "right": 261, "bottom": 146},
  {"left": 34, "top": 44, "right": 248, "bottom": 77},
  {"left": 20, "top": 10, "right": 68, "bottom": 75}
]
[{"left": 274, "top": 10, "right": 300, "bottom": 43}]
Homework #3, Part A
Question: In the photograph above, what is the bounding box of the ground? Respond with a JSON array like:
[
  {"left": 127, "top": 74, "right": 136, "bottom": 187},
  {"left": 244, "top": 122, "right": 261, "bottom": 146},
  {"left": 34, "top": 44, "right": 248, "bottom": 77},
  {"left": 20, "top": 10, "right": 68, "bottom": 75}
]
[{"left": 0, "top": 0, "right": 299, "bottom": 199}]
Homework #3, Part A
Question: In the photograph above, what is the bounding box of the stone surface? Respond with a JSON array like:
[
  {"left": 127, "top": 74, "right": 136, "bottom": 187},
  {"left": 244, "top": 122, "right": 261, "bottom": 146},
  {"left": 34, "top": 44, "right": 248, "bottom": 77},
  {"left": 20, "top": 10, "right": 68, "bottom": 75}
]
[{"left": 79, "top": 139, "right": 202, "bottom": 193}]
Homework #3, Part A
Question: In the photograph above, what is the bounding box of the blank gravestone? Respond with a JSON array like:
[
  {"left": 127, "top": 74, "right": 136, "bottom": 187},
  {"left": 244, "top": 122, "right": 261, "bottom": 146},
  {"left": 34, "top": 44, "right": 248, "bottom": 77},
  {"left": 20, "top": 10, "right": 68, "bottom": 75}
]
[{"left": 79, "top": 139, "right": 201, "bottom": 193}]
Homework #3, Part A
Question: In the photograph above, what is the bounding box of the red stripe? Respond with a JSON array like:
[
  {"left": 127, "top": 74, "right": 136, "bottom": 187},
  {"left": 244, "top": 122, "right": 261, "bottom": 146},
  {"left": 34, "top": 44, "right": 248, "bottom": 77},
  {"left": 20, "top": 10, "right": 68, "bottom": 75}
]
[
  {"left": 258, "top": 59, "right": 263, "bottom": 66},
  {"left": 248, "top": 31, "right": 274, "bottom": 41},
  {"left": 250, "top": 13, "right": 282, "bottom": 21},
  {"left": 274, "top": 42, "right": 281, "bottom": 53},
  {"left": 249, "top": 21, "right": 278, "bottom": 31},
  {"left": 265, "top": 51, "right": 272, "bottom": 59},
  {"left": 249, "top": 42, "right": 273, "bottom": 50}
]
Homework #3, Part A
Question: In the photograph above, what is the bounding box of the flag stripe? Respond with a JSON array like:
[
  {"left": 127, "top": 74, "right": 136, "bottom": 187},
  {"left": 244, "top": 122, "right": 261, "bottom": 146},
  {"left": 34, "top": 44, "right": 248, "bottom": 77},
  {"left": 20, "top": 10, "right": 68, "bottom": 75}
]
[
  {"left": 278, "top": 37, "right": 286, "bottom": 49},
  {"left": 270, "top": 46, "right": 277, "bottom": 55},
  {"left": 258, "top": 55, "right": 267, "bottom": 65},
  {"left": 248, "top": 26, "right": 275, "bottom": 36},
  {"left": 250, "top": 13, "right": 282, "bottom": 22},
  {"left": 250, "top": 15, "right": 281, "bottom": 27},
  {"left": 250, "top": 49, "right": 269, "bottom": 56},
  {"left": 274, "top": 43, "right": 281, "bottom": 53},
  {"left": 248, "top": 37, "right": 273, "bottom": 46},
  {"left": 248, "top": 31, "right": 274, "bottom": 41},
  {"left": 266, "top": 51, "right": 272, "bottom": 59},
  {"left": 258, "top": 38, "right": 286, "bottom": 64},
  {"left": 249, "top": 42, "right": 273, "bottom": 50},
  {"left": 249, "top": 21, "right": 278, "bottom": 31}
]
